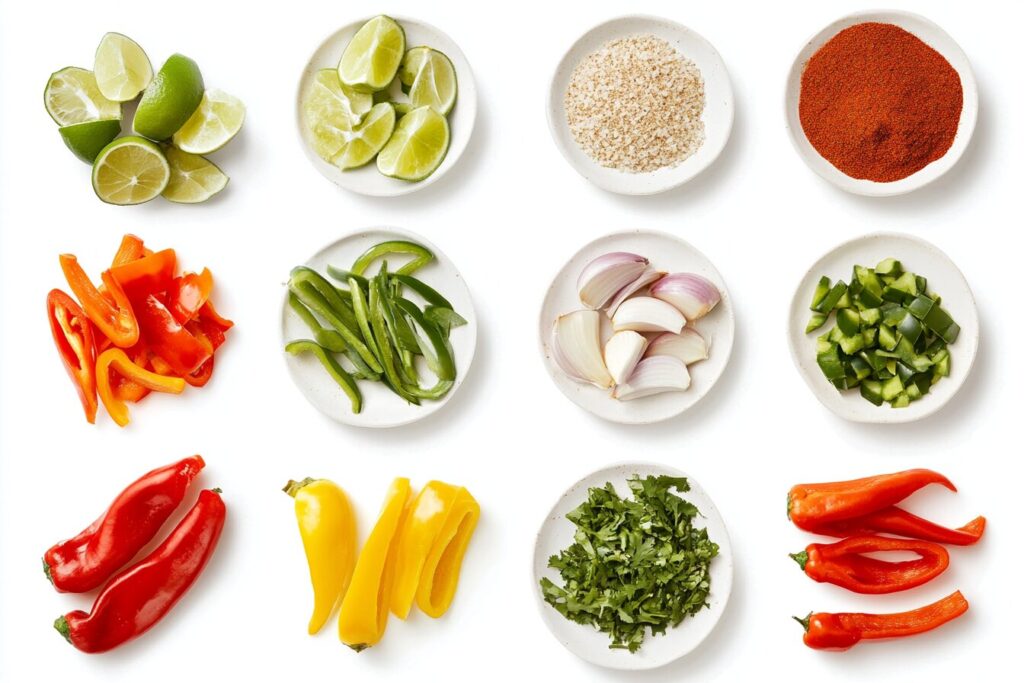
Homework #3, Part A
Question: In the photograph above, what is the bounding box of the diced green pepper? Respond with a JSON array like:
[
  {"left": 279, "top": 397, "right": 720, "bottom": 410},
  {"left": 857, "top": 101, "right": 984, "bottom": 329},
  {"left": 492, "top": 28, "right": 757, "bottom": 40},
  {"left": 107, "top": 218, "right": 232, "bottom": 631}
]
[
  {"left": 875, "top": 258, "right": 902, "bottom": 276},
  {"left": 837, "top": 308, "right": 861, "bottom": 336},
  {"left": 897, "top": 313, "right": 924, "bottom": 346},
  {"left": 860, "top": 308, "right": 881, "bottom": 326},
  {"left": 816, "top": 342, "right": 845, "bottom": 381},
  {"left": 854, "top": 266, "right": 884, "bottom": 307},
  {"left": 817, "top": 281, "right": 848, "bottom": 315},
  {"left": 878, "top": 324, "right": 899, "bottom": 351},
  {"left": 891, "top": 392, "right": 911, "bottom": 408},
  {"left": 880, "top": 375, "right": 904, "bottom": 402},
  {"left": 907, "top": 295, "right": 934, "bottom": 320},
  {"left": 838, "top": 331, "right": 864, "bottom": 355},
  {"left": 860, "top": 380, "right": 884, "bottom": 406},
  {"left": 810, "top": 276, "right": 832, "bottom": 311}
]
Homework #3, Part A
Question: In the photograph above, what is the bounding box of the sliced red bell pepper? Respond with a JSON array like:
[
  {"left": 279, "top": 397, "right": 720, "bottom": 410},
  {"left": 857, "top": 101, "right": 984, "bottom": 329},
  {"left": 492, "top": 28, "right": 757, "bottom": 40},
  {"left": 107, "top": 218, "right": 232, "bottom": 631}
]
[
  {"left": 199, "top": 299, "right": 233, "bottom": 330},
  {"left": 110, "top": 234, "right": 146, "bottom": 268},
  {"left": 790, "top": 535, "right": 949, "bottom": 594},
  {"left": 167, "top": 268, "right": 213, "bottom": 324},
  {"left": 109, "top": 248, "right": 177, "bottom": 300},
  {"left": 60, "top": 255, "right": 139, "bottom": 348},
  {"left": 804, "top": 506, "right": 986, "bottom": 546},
  {"left": 47, "top": 289, "right": 99, "bottom": 423},
  {"left": 110, "top": 344, "right": 153, "bottom": 403},
  {"left": 96, "top": 349, "right": 186, "bottom": 427},
  {"left": 135, "top": 295, "right": 212, "bottom": 376}
]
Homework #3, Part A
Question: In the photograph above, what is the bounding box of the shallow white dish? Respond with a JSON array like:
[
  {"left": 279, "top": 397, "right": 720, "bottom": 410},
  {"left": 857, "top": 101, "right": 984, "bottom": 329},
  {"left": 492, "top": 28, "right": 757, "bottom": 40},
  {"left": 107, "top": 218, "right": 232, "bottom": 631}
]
[
  {"left": 281, "top": 227, "right": 477, "bottom": 428},
  {"left": 296, "top": 16, "right": 477, "bottom": 197},
  {"left": 788, "top": 232, "right": 978, "bottom": 424},
  {"left": 784, "top": 10, "right": 978, "bottom": 197},
  {"left": 547, "top": 14, "right": 733, "bottom": 195},
  {"left": 539, "top": 230, "right": 734, "bottom": 424},
  {"left": 533, "top": 462, "right": 733, "bottom": 670}
]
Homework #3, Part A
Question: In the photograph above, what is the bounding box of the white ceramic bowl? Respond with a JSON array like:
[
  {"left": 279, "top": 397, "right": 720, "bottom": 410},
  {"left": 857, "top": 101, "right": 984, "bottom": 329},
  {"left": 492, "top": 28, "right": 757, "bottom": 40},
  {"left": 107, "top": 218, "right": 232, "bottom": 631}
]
[
  {"left": 533, "top": 462, "right": 733, "bottom": 670},
  {"left": 784, "top": 10, "right": 978, "bottom": 197},
  {"left": 281, "top": 227, "right": 477, "bottom": 428},
  {"left": 788, "top": 232, "right": 979, "bottom": 423},
  {"left": 296, "top": 16, "right": 477, "bottom": 197},
  {"left": 539, "top": 229, "right": 734, "bottom": 424},
  {"left": 547, "top": 15, "right": 734, "bottom": 195}
]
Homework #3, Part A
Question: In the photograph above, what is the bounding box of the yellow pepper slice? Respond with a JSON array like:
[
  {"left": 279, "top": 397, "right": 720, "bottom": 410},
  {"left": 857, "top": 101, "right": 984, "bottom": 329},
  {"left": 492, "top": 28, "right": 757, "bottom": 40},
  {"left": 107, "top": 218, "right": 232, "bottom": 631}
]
[
  {"left": 415, "top": 486, "right": 479, "bottom": 619},
  {"left": 338, "top": 477, "right": 410, "bottom": 651},
  {"left": 390, "top": 481, "right": 462, "bottom": 619},
  {"left": 284, "top": 478, "right": 357, "bottom": 635},
  {"left": 95, "top": 348, "right": 186, "bottom": 427}
]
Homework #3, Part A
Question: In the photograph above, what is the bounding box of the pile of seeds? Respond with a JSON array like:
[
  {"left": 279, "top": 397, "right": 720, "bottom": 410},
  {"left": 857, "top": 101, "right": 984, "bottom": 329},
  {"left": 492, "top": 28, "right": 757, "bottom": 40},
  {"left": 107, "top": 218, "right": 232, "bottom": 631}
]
[{"left": 565, "top": 34, "right": 705, "bottom": 173}]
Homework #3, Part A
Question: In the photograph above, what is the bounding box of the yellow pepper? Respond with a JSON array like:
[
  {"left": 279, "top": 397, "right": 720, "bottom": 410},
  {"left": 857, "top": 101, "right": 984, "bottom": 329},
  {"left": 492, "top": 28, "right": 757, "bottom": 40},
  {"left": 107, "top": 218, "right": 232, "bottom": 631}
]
[
  {"left": 284, "top": 478, "right": 357, "bottom": 635},
  {"left": 416, "top": 486, "right": 479, "bottom": 618},
  {"left": 338, "top": 477, "right": 410, "bottom": 651}
]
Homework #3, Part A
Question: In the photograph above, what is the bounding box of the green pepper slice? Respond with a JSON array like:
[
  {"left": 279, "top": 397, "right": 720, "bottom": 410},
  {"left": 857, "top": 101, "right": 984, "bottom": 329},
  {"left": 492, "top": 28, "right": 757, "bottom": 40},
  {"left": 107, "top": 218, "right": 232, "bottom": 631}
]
[
  {"left": 289, "top": 280, "right": 382, "bottom": 374},
  {"left": 351, "top": 240, "right": 434, "bottom": 276},
  {"left": 288, "top": 293, "right": 348, "bottom": 353},
  {"left": 285, "top": 340, "right": 362, "bottom": 414},
  {"left": 394, "top": 297, "right": 456, "bottom": 382}
]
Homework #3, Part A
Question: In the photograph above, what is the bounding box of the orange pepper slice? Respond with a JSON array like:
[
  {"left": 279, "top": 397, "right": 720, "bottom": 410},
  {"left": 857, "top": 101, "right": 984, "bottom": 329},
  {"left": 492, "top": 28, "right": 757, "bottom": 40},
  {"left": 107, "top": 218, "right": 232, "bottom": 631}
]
[{"left": 96, "top": 348, "right": 186, "bottom": 427}]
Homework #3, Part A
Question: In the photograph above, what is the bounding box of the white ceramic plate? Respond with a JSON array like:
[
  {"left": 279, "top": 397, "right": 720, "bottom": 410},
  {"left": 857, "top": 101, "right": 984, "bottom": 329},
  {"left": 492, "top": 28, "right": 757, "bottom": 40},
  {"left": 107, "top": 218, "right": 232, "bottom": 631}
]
[
  {"left": 281, "top": 227, "right": 477, "bottom": 428},
  {"left": 788, "top": 232, "right": 978, "bottom": 423},
  {"left": 533, "top": 462, "right": 733, "bottom": 670},
  {"left": 784, "top": 10, "right": 978, "bottom": 197},
  {"left": 539, "top": 230, "right": 734, "bottom": 424},
  {"left": 296, "top": 16, "right": 477, "bottom": 197},
  {"left": 547, "top": 15, "right": 734, "bottom": 195}
]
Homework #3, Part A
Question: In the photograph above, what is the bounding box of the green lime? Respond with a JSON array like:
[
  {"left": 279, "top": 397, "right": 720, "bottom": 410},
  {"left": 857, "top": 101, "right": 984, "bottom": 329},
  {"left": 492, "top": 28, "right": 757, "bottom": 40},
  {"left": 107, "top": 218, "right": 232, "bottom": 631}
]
[
  {"left": 58, "top": 119, "right": 122, "bottom": 163},
  {"left": 338, "top": 16, "right": 405, "bottom": 93},
  {"left": 44, "top": 67, "right": 121, "bottom": 125},
  {"left": 400, "top": 47, "right": 457, "bottom": 115},
  {"left": 94, "top": 33, "right": 153, "bottom": 102},
  {"left": 162, "top": 147, "right": 228, "bottom": 203},
  {"left": 134, "top": 54, "right": 204, "bottom": 140},
  {"left": 319, "top": 102, "right": 395, "bottom": 169},
  {"left": 376, "top": 105, "right": 449, "bottom": 181},
  {"left": 172, "top": 88, "right": 246, "bottom": 154},
  {"left": 91, "top": 135, "right": 170, "bottom": 205},
  {"left": 303, "top": 68, "right": 372, "bottom": 138}
]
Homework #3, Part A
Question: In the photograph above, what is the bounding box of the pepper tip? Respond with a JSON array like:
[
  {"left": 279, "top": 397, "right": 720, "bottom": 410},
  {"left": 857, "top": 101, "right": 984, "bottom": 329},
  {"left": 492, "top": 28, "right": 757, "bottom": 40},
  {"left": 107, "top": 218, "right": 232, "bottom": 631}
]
[{"left": 53, "top": 616, "right": 71, "bottom": 643}]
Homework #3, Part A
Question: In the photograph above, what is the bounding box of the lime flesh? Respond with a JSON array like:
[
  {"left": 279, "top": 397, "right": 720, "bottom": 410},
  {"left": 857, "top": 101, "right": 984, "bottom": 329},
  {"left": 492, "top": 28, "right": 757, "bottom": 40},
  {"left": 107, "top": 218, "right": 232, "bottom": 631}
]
[
  {"left": 376, "top": 105, "right": 450, "bottom": 181},
  {"left": 400, "top": 47, "right": 457, "bottom": 115},
  {"left": 162, "top": 147, "right": 228, "bottom": 203},
  {"left": 44, "top": 67, "right": 121, "bottom": 125},
  {"left": 315, "top": 101, "right": 395, "bottom": 169},
  {"left": 134, "top": 54, "right": 204, "bottom": 140},
  {"left": 303, "top": 69, "right": 372, "bottom": 136},
  {"left": 338, "top": 16, "right": 405, "bottom": 93},
  {"left": 172, "top": 88, "right": 246, "bottom": 154},
  {"left": 94, "top": 32, "right": 153, "bottom": 102},
  {"left": 92, "top": 135, "right": 170, "bottom": 205},
  {"left": 59, "top": 119, "right": 122, "bottom": 163}
]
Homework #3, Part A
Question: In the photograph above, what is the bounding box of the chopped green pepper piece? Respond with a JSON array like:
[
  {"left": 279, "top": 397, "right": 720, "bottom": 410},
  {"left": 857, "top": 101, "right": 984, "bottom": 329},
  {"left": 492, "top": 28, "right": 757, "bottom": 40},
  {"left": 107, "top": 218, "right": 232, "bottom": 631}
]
[
  {"left": 810, "top": 276, "right": 831, "bottom": 311},
  {"left": 806, "top": 312, "right": 828, "bottom": 334},
  {"left": 351, "top": 240, "right": 434, "bottom": 276},
  {"left": 836, "top": 308, "right": 860, "bottom": 336},
  {"left": 860, "top": 308, "right": 881, "bottom": 326},
  {"left": 891, "top": 392, "right": 911, "bottom": 408},
  {"left": 285, "top": 340, "right": 362, "bottom": 413},
  {"left": 860, "top": 380, "right": 884, "bottom": 406},
  {"left": 838, "top": 331, "right": 864, "bottom": 355},
  {"left": 907, "top": 295, "right": 935, "bottom": 320},
  {"left": 880, "top": 375, "right": 904, "bottom": 402},
  {"left": 875, "top": 258, "right": 902, "bottom": 276},
  {"left": 817, "top": 281, "right": 848, "bottom": 315},
  {"left": 854, "top": 266, "right": 884, "bottom": 307},
  {"left": 897, "top": 313, "right": 924, "bottom": 346},
  {"left": 816, "top": 343, "right": 845, "bottom": 381},
  {"left": 878, "top": 324, "right": 899, "bottom": 351}
]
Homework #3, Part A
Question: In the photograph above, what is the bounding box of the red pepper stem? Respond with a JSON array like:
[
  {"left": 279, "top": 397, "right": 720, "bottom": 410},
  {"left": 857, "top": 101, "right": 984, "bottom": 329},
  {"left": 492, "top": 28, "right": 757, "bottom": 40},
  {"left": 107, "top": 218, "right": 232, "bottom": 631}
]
[
  {"left": 54, "top": 616, "right": 72, "bottom": 643},
  {"left": 43, "top": 559, "right": 54, "bottom": 585},
  {"left": 793, "top": 613, "right": 812, "bottom": 631},
  {"left": 789, "top": 552, "right": 809, "bottom": 571}
]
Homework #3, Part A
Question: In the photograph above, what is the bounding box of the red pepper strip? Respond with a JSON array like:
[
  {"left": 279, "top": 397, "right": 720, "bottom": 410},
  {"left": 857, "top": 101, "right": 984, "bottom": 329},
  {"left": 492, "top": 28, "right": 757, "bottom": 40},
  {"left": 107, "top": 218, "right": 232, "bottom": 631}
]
[
  {"left": 788, "top": 469, "right": 955, "bottom": 528},
  {"left": 55, "top": 488, "right": 226, "bottom": 653},
  {"left": 795, "top": 590, "right": 969, "bottom": 651},
  {"left": 167, "top": 268, "right": 213, "bottom": 324},
  {"left": 96, "top": 349, "right": 187, "bottom": 427},
  {"left": 790, "top": 535, "right": 949, "bottom": 594},
  {"left": 46, "top": 289, "right": 99, "bottom": 423},
  {"left": 60, "top": 255, "right": 139, "bottom": 348},
  {"left": 43, "top": 456, "right": 205, "bottom": 594},
  {"left": 110, "top": 345, "right": 153, "bottom": 403},
  {"left": 199, "top": 299, "right": 233, "bottom": 330},
  {"left": 110, "top": 234, "right": 146, "bottom": 267},
  {"left": 108, "top": 248, "right": 177, "bottom": 300},
  {"left": 135, "top": 294, "right": 212, "bottom": 376},
  {"left": 805, "top": 506, "right": 986, "bottom": 546}
]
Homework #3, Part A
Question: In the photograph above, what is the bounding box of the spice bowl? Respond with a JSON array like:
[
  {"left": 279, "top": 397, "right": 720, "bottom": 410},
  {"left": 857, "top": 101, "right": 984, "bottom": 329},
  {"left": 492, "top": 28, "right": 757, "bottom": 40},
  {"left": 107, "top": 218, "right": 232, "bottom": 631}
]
[
  {"left": 784, "top": 10, "right": 978, "bottom": 197},
  {"left": 532, "top": 462, "right": 733, "bottom": 670},
  {"left": 787, "top": 232, "right": 979, "bottom": 424},
  {"left": 547, "top": 15, "right": 734, "bottom": 196}
]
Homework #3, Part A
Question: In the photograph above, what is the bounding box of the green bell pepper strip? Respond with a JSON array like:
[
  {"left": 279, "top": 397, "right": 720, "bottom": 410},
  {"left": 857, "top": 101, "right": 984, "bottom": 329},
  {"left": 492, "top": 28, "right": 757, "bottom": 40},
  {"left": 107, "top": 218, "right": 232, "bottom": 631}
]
[
  {"left": 390, "top": 273, "right": 454, "bottom": 310},
  {"left": 404, "top": 379, "right": 454, "bottom": 400},
  {"left": 394, "top": 298, "right": 456, "bottom": 382},
  {"left": 288, "top": 293, "right": 348, "bottom": 353},
  {"left": 368, "top": 279, "right": 418, "bottom": 403},
  {"left": 377, "top": 277, "right": 420, "bottom": 353},
  {"left": 289, "top": 267, "right": 359, "bottom": 331},
  {"left": 285, "top": 340, "right": 362, "bottom": 414},
  {"left": 351, "top": 240, "right": 434, "bottom": 276},
  {"left": 327, "top": 266, "right": 369, "bottom": 291},
  {"left": 348, "top": 277, "right": 382, "bottom": 362},
  {"left": 289, "top": 281, "right": 382, "bottom": 374}
]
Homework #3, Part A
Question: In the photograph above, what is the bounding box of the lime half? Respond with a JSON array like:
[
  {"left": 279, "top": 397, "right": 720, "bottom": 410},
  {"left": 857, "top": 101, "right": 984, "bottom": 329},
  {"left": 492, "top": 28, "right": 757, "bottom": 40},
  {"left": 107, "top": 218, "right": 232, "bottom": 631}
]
[
  {"left": 338, "top": 16, "right": 405, "bottom": 93},
  {"left": 162, "top": 147, "right": 228, "bottom": 203},
  {"left": 400, "top": 47, "right": 457, "bottom": 115},
  {"left": 94, "top": 33, "right": 153, "bottom": 102},
  {"left": 92, "top": 135, "right": 169, "bottom": 205},
  {"left": 376, "top": 105, "right": 450, "bottom": 181},
  {"left": 44, "top": 67, "right": 121, "bottom": 125},
  {"left": 134, "top": 54, "right": 204, "bottom": 140},
  {"left": 172, "top": 88, "right": 246, "bottom": 154},
  {"left": 59, "top": 119, "right": 122, "bottom": 163}
]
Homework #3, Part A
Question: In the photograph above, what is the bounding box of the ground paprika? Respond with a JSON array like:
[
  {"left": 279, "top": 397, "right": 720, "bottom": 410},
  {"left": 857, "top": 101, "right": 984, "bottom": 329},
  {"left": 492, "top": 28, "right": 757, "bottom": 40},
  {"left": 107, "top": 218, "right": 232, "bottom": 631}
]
[{"left": 799, "top": 22, "right": 963, "bottom": 183}]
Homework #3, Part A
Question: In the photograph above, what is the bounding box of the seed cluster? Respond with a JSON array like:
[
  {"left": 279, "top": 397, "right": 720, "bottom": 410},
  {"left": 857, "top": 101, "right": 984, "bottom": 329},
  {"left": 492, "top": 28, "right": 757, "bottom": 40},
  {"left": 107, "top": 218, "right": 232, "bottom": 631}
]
[{"left": 565, "top": 34, "right": 705, "bottom": 173}]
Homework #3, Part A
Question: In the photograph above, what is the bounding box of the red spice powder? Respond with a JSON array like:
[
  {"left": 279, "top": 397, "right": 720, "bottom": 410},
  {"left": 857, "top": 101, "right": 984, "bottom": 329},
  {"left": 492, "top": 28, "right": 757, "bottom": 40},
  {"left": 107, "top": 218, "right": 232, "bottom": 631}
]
[{"left": 799, "top": 22, "right": 963, "bottom": 183}]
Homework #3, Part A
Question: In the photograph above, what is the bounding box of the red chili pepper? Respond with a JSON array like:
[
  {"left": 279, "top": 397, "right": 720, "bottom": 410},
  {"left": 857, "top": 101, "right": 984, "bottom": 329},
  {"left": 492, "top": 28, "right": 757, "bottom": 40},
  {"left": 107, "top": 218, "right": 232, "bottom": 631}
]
[
  {"left": 135, "top": 294, "right": 212, "bottom": 376},
  {"left": 47, "top": 289, "right": 98, "bottom": 423},
  {"left": 790, "top": 535, "right": 949, "bottom": 594},
  {"left": 109, "top": 248, "right": 177, "bottom": 299},
  {"left": 795, "top": 591, "right": 969, "bottom": 651},
  {"left": 167, "top": 268, "right": 214, "bottom": 324},
  {"left": 60, "top": 255, "right": 139, "bottom": 348},
  {"left": 806, "top": 506, "right": 986, "bottom": 546},
  {"left": 788, "top": 469, "right": 955, "bottom": 529},
  {"left": 55, "top": 488, "right": 226, "bottom": 653},
  {"left": 43, "top": 456, "right": 205, "bottom": 593}
]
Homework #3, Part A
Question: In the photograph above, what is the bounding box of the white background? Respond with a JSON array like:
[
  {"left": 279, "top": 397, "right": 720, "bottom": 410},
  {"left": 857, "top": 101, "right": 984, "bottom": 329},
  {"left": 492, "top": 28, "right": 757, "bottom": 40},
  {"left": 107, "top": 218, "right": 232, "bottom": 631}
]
[{"left": 0, "top": 0, "right": 1019, "bottom": 680}]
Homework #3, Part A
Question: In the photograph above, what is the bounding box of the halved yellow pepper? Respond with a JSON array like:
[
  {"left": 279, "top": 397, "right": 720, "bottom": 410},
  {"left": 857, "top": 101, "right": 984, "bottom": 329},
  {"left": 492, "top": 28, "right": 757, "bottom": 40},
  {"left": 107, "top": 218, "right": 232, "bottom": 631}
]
[
  {"left": 338, "top": 477, "right": 410, "bottom": 651},
  {"left": 284, "top": 478, "right": 357, "bottom": 635},
  {"left": 415, "top": 486, "right": 479, "bottom": 619}
]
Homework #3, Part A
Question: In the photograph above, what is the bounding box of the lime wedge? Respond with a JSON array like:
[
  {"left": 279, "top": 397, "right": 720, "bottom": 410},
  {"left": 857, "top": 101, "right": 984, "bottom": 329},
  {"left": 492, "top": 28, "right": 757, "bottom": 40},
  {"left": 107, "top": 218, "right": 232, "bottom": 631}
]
[
  {"left": 134, "top": 54, "right": 204, "bottom": 140},
  {"left": 44, "top": 67, "right": 121, "bottom": 125},
  {"left": 376, "top": 105, "right": 450, "bottom": 181},
  {"left": 400, "top": 47, "right": 457, "bottom": 115},
  {"left": 92, "top": 135, "right": 169, "bottom": 205},
  {"left": 94, "top": 33, "right": 153, "bottom": 102},
  {"left": 59, "top": 119, "right": 122, "bottom": 163},
  {"left": 172, "top": 88, "right": 246, "bottom": 154},
  {"left": 162, "top": 147, "right": 228, "bottom": 203},
  {"left": 303, "top": 68, "right": 372, "bottom": 137},
  {"left": 338, "top": 16, "right": 405, "bottom": 93},
  {"left": 322, "top": 102, "right": 395, "bottom": 169}
]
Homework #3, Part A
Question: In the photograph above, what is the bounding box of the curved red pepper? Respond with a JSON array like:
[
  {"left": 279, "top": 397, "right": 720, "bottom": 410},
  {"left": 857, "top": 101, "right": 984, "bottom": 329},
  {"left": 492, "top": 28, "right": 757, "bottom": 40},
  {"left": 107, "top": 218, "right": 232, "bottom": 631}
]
[
  {"left": 110, "top": 234, "right": 146, "bottom": 268},
  {"left": 60, "top": 254, "right": 139, "bottom": 348},
  {"left": 791, "top": 535, "right": 949, "bottom": 594},
  {"left": 47, "top": 289, "right": 98, "bottom": 423},
  {"left": 135, "top": 294, "right": 212, "bottom": 376},
  {"left": 55, "top": 488, "right": 226, "bottom": 653},
  {"left": 788, "top": 469, "right": 955, "bottom": 528},
  {"left": 109, "top": 248, "right": 177, "bottom": 300},
  {"left": 806, "top": 506, "right": 986, "bottom": 546},
  {"left": 795, "top": 591, "right": 969, "bottom": 651},
  {"left": 43, "top": 456, "right": 204, "bottom": 593},
  {"left": 168, "top": 269, "right": 214, "bottom": 324}
]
